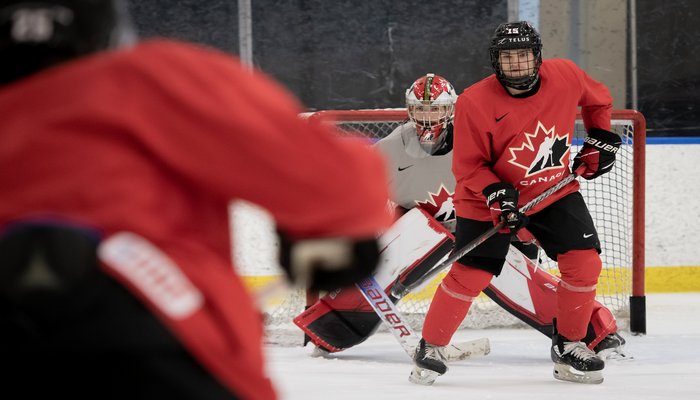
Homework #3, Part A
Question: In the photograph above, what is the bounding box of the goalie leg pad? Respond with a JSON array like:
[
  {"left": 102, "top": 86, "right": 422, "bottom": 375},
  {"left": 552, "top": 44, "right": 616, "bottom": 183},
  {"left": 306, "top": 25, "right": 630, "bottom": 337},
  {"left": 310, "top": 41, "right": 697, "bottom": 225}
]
[
  {"left": 583, "top": 304, "right": 618, "bottom": 350},
  {"left": 293, "top": 289, "right": 381, "bottom": 352},
  {"left": 294, "top": 208, "right": 453, "bottom": 352},
  {"left": 489, "top": 245, "right": 619, "bottom": 347}
]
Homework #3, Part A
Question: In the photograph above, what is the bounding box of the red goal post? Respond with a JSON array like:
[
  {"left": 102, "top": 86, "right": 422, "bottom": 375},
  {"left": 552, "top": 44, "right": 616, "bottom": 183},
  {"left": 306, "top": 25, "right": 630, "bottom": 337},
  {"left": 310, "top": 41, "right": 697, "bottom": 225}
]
[{"left": 302, "top": 108, "right": 646, "bottom": 335}]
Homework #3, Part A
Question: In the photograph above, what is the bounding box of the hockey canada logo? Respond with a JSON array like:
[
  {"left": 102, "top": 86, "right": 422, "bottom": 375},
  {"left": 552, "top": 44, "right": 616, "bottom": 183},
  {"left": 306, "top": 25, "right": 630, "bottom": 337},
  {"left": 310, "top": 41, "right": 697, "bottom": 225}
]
[
  {"left": 416, "top": 185, "right": 455, "bottom": 225},
  {"left": 508, "top": 121, "right": 570, "bottom": 177}
]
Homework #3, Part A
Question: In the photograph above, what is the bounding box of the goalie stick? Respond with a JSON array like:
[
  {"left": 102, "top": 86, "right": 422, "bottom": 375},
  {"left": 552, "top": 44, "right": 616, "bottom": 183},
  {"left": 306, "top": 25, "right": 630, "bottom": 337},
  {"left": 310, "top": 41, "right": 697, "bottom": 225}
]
[
  {"left": 390, "top": 171, "right": 580, "bottom": 299},
  {"left": 355, "top": 275, "right": 490, "bottom": 361}
]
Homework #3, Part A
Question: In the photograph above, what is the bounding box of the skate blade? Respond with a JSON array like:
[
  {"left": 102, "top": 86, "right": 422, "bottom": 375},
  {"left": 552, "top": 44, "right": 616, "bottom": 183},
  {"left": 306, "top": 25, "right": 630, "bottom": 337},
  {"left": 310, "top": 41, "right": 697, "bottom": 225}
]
[
  {"left": 445, "top": 337, "right": 491, "bottom": 361},
  {"left": 409, "top": 366, "right": 442, "bottom": 386},
  {"left": 553, "top": 363, "right": 604, "bottom": 384}
]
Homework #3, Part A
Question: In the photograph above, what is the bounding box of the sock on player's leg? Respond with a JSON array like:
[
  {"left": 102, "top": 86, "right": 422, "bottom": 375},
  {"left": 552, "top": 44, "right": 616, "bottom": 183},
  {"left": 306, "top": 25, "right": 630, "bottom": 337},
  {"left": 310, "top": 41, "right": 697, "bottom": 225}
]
[{"left": 422, "top": 263, "right": 492, "bottom": 346}]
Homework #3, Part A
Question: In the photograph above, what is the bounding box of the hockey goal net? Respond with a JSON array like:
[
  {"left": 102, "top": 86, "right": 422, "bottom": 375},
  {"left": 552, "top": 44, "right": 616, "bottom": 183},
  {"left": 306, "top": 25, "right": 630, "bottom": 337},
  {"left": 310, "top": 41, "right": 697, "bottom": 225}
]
[{"left": 236, "top": 108, "right": 646, "bottom": 342}]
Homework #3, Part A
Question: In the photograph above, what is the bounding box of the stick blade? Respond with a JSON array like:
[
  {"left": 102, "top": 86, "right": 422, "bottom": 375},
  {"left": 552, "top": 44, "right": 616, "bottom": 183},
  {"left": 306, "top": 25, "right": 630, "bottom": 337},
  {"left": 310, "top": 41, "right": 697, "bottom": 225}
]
[{"left": 444, "top": 337, "right": 491, "bottom": 361}]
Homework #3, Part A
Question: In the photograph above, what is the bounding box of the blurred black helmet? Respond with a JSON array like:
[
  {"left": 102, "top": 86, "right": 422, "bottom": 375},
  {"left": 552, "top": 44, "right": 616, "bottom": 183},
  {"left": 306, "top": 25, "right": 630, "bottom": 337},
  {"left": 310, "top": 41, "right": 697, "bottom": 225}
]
[
  {"left": 0, "top": 0, "right": 136, "bottom": 84},
  {"left": 489, "top": 21, "right": 542, "bottom": 91}
]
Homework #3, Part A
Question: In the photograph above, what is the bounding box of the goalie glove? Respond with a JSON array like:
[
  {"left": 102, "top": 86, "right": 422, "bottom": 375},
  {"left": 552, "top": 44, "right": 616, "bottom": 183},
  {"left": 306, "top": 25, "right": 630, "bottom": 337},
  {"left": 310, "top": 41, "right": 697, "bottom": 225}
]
[
  {"left": 483, "top": 182, "right": 528, "bottom": 234},
  {"left": 277, "top": 231, "right": 380, "bottom": 292},
  {"left": 572, "top": 128, "right": 621, "bottom": 180}
]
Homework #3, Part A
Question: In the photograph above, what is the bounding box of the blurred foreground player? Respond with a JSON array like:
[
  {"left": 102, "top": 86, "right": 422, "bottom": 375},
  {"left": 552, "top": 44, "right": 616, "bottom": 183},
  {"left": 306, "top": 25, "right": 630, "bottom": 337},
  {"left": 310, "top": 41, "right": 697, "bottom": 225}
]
[
  {"left": 0, "top": 1, "right": 392, "bottom": 399},
  {"left": 295, "top": 73, "right": 624, "bottom": 361}
]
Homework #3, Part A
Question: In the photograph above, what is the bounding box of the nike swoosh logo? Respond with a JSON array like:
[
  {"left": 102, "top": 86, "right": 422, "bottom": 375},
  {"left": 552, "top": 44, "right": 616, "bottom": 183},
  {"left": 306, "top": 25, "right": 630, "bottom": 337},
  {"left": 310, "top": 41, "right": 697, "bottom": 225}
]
[
  {"left": 583, "top": 233, "right": 594, "bottom": 238},
  {"left": 398, "top": 165, "right": 414, "bottom": 171},
  {"left": 495, "top": 112, "right": 509, "bottom": 122}
]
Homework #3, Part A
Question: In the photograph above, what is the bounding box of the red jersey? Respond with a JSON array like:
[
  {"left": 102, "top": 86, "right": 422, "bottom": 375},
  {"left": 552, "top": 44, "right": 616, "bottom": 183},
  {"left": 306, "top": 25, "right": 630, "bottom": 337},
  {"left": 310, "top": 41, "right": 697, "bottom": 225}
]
[
  {"left": 452, "top": 58, "right": 612, "bottom": 220},
  {"left": 0, "top": 40, "right": 392, "bottom": 399}
]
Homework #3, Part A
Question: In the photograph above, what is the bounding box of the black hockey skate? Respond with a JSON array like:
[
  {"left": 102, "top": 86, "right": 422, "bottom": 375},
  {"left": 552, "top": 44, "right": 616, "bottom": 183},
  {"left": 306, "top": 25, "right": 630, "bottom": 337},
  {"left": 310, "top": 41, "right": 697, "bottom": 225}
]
[
  {"left": 409, "top": 338, "right": 448, "bottom": 385},
  {"left": 551, "top": 326, "right": 605, "bottom": 384},
  {"left": 594, "top": 332, "right": 629, "bottom": 360}
]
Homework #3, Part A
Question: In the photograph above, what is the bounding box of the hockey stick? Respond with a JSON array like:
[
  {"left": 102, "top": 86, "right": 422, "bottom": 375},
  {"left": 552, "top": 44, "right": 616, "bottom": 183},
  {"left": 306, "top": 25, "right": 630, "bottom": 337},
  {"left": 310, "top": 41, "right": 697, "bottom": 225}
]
[
  {"left": 349, "top": 174, "right": 578, "bottom": 360},
  {"left": 355, "top": 275, "right": 490, "bottom": 360},
  {"left": 390, "top": 171, "right": 580, "bottom": 299}
]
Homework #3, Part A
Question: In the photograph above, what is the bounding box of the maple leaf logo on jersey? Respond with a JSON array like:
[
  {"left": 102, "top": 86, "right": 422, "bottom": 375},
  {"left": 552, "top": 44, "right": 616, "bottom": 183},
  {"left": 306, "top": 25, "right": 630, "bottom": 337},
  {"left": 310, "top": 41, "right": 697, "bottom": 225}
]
[
  {"left": 508, "top": 121, "right": 570, "bottom": 177},
  {"left": 415, "top": 185, "right": 455, "bottom": 224}
]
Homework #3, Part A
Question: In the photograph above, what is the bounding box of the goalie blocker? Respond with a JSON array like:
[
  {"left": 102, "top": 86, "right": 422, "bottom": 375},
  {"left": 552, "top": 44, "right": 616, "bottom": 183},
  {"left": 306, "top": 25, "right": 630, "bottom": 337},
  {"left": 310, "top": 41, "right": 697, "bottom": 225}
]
[{"left": 294, "top": 208, "right": 618, "bottom": 352}]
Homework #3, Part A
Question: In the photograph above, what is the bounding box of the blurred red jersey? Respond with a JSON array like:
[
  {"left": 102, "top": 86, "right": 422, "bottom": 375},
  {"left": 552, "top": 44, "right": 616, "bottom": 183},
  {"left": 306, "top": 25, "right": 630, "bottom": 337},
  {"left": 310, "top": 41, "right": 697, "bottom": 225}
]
[{"left": 0, "top": 40, "right": 392, "bottom": 399}]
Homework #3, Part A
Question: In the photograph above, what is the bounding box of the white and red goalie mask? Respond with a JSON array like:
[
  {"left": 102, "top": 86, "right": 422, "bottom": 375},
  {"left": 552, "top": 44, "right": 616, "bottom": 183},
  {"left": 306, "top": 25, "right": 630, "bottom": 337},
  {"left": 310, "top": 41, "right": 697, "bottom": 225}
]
[{"left": 405, "top": 73, "right": 458, "bottom": 154}]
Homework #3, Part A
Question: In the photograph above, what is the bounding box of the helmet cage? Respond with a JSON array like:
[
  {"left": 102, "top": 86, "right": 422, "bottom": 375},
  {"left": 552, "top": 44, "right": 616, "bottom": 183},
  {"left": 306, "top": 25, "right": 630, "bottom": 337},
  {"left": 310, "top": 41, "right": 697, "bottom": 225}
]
[
  {"left": 489, "top": 21, "right": 542, "bottom": 90},
  {"left": 405, "top": 73, "right": 457, "bottom": 154},
  {"left": 405, "top": 73, "right": 457, "bottom": 128},
  {"left": 407, "top": 102, "right": 455, "bottom": 129}
]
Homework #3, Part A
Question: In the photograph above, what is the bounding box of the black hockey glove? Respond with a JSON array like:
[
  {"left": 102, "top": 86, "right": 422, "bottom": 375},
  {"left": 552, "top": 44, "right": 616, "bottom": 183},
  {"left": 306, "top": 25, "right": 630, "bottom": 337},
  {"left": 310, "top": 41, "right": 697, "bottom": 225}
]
[
  {"left": 277, "top": 231, "right": 381, "bottom": 292},
  {"left": 483, "top": 182, "right": 528, "bottom": 234},
  {"left": 572, "top": 128, "right": 622, "bottom": 180}
]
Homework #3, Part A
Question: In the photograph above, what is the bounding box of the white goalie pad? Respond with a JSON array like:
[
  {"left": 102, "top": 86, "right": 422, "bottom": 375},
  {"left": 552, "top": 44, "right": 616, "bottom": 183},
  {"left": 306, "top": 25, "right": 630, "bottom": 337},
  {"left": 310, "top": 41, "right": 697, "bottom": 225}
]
[
  {"left": 294, "top": 207, "right": 454, "bottom": 353},
  {"left": 372, "top": 207, "right": 453, "bottom": 291}
]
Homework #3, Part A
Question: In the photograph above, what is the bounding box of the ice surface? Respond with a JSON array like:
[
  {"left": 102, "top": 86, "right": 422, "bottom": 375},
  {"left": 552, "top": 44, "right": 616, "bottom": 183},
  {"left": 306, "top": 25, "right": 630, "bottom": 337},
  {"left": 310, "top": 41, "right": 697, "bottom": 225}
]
[{"left": 265, "top": 293, "right": 700, "bottom": 400}]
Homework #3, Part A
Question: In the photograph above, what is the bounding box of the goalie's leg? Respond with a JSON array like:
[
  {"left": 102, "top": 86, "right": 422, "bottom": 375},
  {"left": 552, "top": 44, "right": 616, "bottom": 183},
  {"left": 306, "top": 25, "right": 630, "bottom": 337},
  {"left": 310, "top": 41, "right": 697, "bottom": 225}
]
[
  {"left": 294, "top": 208, "right": 454, "bottom": 353},
  {"left": 593, "top": 331, "right": 627, "bottom": 359},
  {"left": 585, "top": 305, "right": 628, "bottom": 359}
]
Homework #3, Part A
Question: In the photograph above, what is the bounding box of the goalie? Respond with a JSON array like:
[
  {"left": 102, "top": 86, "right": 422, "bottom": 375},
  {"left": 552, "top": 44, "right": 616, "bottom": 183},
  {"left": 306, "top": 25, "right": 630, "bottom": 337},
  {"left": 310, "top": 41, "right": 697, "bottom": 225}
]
[{"left": 294, "top": 72, "right": 625, "bottom": 366}]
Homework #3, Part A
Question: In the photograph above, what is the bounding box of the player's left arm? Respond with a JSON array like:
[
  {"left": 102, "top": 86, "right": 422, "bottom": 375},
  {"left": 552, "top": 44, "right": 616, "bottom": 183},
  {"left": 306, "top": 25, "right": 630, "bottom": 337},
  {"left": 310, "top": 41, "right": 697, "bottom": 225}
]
[
  {"left": 571, "top": 63, "right": 621, "bottom": 179},
  {"left": 574, "top": 62, "right": 613, "bottom": 131}
]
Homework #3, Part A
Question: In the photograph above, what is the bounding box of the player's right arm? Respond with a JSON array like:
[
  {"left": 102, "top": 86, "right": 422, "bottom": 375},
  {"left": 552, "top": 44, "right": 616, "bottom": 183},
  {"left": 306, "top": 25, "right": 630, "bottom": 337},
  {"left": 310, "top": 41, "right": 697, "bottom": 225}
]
[{"left": 452, "top": 93, "right": 501, "bottom": 203}]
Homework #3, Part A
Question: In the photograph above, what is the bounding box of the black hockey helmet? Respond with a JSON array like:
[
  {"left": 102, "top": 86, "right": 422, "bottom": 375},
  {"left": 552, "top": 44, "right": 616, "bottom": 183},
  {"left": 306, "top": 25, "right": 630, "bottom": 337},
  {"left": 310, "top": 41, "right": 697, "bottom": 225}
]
[
  {"left": 489, "top": 21, "right": 542, "bottom": 91},
  {"left": 0, "top": 0, "right": 136, "bottom": 84}
]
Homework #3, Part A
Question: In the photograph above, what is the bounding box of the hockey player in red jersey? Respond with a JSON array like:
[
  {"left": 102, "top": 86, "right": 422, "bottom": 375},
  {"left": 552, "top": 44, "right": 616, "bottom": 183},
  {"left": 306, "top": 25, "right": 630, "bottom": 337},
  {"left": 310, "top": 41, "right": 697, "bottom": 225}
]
[
  {"left": 295, "top": 73, "right": 624, "bottom": 361},
  {"left": 411, "top": 22, "right": 622, "bottom": 385},
  {"left": 0, "top": 1, "right": 392, "bottom": 399}
]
